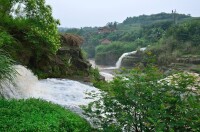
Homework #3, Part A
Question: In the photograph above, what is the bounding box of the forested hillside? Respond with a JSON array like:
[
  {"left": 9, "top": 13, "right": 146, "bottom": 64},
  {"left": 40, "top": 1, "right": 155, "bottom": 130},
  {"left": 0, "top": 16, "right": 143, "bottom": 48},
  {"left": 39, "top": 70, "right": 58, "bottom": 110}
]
[
  {"left": 75, "top": 14, "right": 200, "bottom": 131},
  {"left": 61, "top": 12, "right": 197, "bottom": 65}
]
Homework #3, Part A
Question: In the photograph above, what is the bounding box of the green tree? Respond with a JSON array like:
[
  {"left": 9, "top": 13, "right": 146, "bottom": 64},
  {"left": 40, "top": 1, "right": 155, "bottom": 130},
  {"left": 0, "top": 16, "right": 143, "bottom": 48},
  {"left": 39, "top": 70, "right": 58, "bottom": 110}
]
[
  {"left": 0, "top": 0, "right": 60, "bottom": 53},
  {"left": 86, "top": 66, "right": 200, "bottom": 131}
]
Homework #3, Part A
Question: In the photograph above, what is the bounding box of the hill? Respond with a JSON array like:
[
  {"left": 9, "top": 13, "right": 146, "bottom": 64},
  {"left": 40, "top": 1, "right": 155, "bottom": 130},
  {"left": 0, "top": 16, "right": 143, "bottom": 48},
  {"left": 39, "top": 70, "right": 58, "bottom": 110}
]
[{"left": 60, "top": 12, "right": 194, "bottom": 60}]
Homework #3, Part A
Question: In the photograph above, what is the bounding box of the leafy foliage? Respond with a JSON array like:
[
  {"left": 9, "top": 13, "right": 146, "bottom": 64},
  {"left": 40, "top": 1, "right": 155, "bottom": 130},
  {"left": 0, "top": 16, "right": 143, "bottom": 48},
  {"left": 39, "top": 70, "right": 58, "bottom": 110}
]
[
  {"left": 0, "top": 98, "right": 92, "bottom": 131},
  {"left": 123, "top": 12, "right": 190, "bottom": 25},
  {"left": 85, "top": 66, "right": 200, "bottom": 131},
  {"left": 61, "top": 12, "right": 194, "bottom": 60},
  {"left": 142, "top": 21, "right": 173, "bottom": 43},
  {"left": 0, "top": 0, "right": 63, "bottom": 78},
  {"left": 0, "top": 51, "right": 16, "bottom": 84},
  {"left": 23, "top": 0, "right": 60, "bottom": 53},
  {"left": 149, "top": 19, "right": 200, "bottom": 66},
  {"left": 168, "top": 19, "right": 200, "bottom": 45},
  {"left": 0, "top": 0, "right": 60, "bottom": 58}
]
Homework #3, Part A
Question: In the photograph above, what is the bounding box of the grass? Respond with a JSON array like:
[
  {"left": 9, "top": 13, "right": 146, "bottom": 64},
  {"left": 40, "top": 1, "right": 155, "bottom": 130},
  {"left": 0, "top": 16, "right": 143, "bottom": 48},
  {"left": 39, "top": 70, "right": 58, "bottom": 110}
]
[
  {"left": 0, "top": 51, "right": 16, "bottom": 81},
  {"left": 0, "top": 98, "right": 92, "bottom": 132}
]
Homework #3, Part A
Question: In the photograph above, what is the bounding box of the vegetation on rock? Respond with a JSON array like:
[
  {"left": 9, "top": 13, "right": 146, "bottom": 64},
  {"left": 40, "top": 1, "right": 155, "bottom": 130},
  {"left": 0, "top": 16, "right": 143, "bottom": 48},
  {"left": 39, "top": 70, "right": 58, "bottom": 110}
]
[
  {"left": 0, "top": 0, "right": 94, "bottom": 131},
  {"left": 0, "top": 0, "right": 92, "bottom": 79}
]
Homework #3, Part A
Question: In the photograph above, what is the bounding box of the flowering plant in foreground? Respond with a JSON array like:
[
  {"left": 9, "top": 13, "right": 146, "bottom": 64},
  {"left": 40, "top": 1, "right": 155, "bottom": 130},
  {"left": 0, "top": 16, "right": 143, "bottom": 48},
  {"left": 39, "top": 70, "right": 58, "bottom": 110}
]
[{"left": 85, "top": 66, "right": 200, "bottom": 131}]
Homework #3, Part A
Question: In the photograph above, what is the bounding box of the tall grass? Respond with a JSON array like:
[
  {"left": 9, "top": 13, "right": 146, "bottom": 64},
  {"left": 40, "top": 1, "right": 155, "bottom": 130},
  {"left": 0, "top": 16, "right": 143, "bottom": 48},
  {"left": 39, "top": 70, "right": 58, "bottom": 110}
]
[
  {"left": 0, "top": 50, "right": 17, "bottom": 97},
  {"left": 0, "top": 50, "right": 16, "bottom": 86}
]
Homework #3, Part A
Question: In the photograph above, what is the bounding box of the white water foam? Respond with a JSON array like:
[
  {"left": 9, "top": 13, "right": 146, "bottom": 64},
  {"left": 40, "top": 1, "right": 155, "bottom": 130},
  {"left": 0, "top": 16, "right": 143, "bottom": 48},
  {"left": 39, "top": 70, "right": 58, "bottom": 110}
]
[
  {"left": 0, "top": 65, "right": 100, "bottom": 108},
  {"left": 99, "top": 72, "right": 114, "bottom": 82},
  {"left": 115, "top": 47, "right": 146, "bottom": 68}
]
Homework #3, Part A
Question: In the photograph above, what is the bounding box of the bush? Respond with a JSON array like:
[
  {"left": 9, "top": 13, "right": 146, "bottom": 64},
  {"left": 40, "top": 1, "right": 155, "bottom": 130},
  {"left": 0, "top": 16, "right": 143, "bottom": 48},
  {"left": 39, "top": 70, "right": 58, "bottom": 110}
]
[
  {"left": 149, "top": 19, "right": 200, "bottom": 65},
  {"left": 168, "top": 19, "right": 200, "bottom": 45},
  {"left": 0, "top": 0, "right": 61, "bottom": 72},
  {"left": 85, "top": 66, "right": 200, "bottom": 131},
  {"left": 0, "top": 98, "right": 92, "bottom": 131}
]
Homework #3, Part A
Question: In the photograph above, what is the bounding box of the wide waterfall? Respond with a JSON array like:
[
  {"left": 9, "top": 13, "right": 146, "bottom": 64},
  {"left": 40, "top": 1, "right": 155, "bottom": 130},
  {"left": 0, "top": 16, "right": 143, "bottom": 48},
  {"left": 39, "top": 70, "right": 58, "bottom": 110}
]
[
  {"left": 115, "top": 47, "right": 146, "bottom": 68},
  {"left": 0, "top": 65, "right": 100, "bottom": 111}
]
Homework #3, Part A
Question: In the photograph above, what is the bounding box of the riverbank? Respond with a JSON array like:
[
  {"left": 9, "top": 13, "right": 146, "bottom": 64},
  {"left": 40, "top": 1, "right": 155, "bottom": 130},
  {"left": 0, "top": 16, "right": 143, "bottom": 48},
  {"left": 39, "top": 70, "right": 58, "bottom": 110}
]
[{"left": 89, "top": 59, "right": 116, "bottom": 81}]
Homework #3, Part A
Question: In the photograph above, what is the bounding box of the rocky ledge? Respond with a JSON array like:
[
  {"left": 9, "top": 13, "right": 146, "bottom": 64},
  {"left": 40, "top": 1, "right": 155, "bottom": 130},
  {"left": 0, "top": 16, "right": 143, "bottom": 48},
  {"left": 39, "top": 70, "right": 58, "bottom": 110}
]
[{"left": 33, "top": 34, "right": 92, "bottom": 79}]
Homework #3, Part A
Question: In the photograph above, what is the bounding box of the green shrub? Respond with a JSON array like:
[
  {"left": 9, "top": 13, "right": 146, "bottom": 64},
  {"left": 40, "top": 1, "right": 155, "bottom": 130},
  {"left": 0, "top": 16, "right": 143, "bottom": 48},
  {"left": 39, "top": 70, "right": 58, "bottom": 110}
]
[
  {"left": 81, "top": 49, "right": 88, "bottom": 59},
  {"left": 89, "top": 68, "right": 101, "bottom": 82},
  {"left": 149, "top": 19, "right": 200, "bottom": 65},
  {"left": 168, "top": 19, "right": 200, "bottom": 45},
  {"left": 0, "top": 0, "right": 61, "bottom": 72},
  {"left": 95, "top": 41, "right": 138, "bottom": 55},
  {"left": 85, "top": 66, "right": 200, "bottom": 131},
  {"left": 0, "top": 28, "right": 14, "bottom": 47},
  {"left": 0, "top": 98, "right": 92, "bottom": 132}
]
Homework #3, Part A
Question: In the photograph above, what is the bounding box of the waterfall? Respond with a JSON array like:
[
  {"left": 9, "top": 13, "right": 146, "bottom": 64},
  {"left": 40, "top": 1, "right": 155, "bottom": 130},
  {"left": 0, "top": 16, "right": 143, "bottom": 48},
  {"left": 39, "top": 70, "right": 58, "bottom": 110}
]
[
  {"left": 88, "top": 47, "right": 146, "bottom": 82},
  {"left": 115, "top": 47, "right": 146, "bottom": 68},
  {"left": 0, "top": 65, "right": 39, "bottom": 99},
  {"left": 115, "top": 51, "right": 137, "bottom": 68},
  {"left": 0, "top": 65, "right": 100, "bottom": 109}
]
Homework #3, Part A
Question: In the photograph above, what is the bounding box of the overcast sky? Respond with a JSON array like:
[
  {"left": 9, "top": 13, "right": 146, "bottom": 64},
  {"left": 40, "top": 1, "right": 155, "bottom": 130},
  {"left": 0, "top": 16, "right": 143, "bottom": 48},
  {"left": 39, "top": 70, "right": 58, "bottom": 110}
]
[{"left": 45, "top": 0, "right": 200, "bottom": 28}]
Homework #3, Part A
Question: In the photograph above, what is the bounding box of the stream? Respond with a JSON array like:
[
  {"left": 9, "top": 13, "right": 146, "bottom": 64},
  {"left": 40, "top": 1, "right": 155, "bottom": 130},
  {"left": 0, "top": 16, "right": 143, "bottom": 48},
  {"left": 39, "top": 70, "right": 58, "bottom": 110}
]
[{"left": 89, "top": 59, "right": 116, "bottom": 81}]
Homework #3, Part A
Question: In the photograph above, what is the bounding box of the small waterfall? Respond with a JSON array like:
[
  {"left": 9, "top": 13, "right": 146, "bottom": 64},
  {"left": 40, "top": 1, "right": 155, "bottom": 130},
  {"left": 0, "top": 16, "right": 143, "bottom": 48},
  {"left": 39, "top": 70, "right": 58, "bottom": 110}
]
[
  {"left": 115, "top": 51, "right": 137, "bottom": 68},
  {"left": 0, "top": 65, "right": 100, "bottom": 109},
  {"left": 115, "top": 47, "right": 146, "bottom": 68},
  {"left": 88, "top": 47, "right": 146, "bottom": 82}
]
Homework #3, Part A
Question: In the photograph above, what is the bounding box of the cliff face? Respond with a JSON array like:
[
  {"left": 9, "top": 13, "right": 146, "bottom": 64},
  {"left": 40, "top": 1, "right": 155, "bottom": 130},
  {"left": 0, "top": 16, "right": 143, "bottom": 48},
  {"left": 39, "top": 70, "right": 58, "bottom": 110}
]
[
  {"left": 1, "top": 12, "right": 92, "bottom": 79},
  {"left": 3, "top": 33, "right": 91, "bottom": 79},
  {"left": 34, "top": 34, "right": 91, "bottom": 79}
]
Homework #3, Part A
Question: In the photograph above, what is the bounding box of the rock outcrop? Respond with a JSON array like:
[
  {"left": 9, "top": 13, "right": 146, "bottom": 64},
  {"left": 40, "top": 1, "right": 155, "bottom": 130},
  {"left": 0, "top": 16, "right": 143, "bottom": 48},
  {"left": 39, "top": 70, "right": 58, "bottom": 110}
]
[{"left": 34, "top": 34, "right": 91, "bottom": 79}]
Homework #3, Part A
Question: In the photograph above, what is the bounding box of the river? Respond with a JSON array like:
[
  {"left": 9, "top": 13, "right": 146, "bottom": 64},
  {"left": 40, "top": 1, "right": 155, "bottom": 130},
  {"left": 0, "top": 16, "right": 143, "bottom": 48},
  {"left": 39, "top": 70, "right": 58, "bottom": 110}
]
[
  {"left": 89, "top": 59, "right": 116, "bottom": 81},
  {"left": 0, "top": 65, "right": 101, "bottom": 115}
]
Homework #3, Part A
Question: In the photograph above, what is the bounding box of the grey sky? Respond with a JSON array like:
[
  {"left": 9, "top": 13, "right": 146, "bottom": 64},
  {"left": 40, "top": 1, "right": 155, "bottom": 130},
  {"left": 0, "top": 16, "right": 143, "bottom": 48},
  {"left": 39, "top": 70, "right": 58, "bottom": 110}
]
[{"left": 45, "top": 0, "right": 200, "bottom": 28}]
